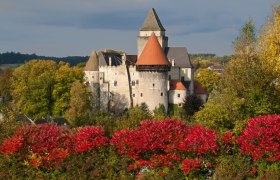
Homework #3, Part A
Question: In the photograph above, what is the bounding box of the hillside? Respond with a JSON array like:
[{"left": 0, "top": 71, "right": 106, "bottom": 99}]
[{"left": 0, "top": 52, "right": 88, "bottom": 66}]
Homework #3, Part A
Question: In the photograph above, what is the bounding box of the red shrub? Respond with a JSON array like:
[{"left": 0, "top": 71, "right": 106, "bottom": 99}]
[
  {"left": 181, "top": 158, "right": 201, "bottom": 174},
  {"left": 179, "top": 125, "right": 219, "bottom": 156},
  {"left": 72, "top": 126, "right": 108, "bottom": 153},
  {"left": 110, "top": 119, "right": 189, "bottom": 159},
  {"left": 0, "top": 137, "right": 24, "bottom": 155},
  {"left": 237, "top": 115, "right": 280, "bottom": 161},
  {"left": 0, "top": 124, "right": 71, "bottom": 169}
]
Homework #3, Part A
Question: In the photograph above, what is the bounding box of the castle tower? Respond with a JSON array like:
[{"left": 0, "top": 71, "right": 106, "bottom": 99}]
[
  {"left": 84, "top": 50, "right": 100, "bottom": 109},
  {"left": 136, "top": 32, "right": 170, "bottom": 112},
  {"left": 137, "top": 8, "right": 168, "bottom": 57}
]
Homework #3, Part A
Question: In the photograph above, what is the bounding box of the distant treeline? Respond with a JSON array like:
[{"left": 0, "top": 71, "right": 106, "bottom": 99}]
[
  {"left": 0, "top": 52, "right": 89, "bottom": 66},
  {"left": 189, "top": 53, "right": 216, "bottom": 59},
  {"left": 0, "top": 51, "right": 231, "bottom": 68}
]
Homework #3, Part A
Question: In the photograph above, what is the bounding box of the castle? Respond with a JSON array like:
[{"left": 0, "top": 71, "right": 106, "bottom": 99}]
[{"left": 84, "top": 8, "right": 206, "bottom": 113}]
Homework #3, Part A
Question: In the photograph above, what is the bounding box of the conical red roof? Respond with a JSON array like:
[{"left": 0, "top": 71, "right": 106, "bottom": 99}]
[{"left": 136, "top": 32, "right": 170, "bottom": 66}]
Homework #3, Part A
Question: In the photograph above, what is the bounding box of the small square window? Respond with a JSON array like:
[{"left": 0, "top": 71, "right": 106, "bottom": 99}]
[{"left": 178, "top": 103, "right": 182, "bottom": 107}]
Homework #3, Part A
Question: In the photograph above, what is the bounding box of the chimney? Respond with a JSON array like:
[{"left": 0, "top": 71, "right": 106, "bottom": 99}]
[
  {"left": 109, "top": 56, "right": 112, "bottom": 66},
  {"left": 122, "top": 53, "right": 126, "bottom": 65},
  {"left": 171, "top": 59, "right": 175, "bottom": 66}
]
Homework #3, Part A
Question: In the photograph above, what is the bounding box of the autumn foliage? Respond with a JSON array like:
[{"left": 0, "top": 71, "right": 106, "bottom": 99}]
[
  {"left": 237, "top": 115, "right": 280, "bottom": 161},
  {"left": 0, "top": 124, "right": 108, "bottom": 169},
  {"left": 0, "top": 115, "right": 279, "bottom": 177},
  {"left": 72, "top": 126, "right": 108, "bottom": 153}
]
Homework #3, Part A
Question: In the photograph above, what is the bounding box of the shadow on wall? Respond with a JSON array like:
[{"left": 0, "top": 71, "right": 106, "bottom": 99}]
[{"left": 100, "top": 91, "right": 129, "bottom": 115}]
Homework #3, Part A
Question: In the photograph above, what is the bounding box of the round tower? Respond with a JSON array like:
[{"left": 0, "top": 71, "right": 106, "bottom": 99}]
[
  {"left": 136, "top": 32, "right": 170, "bottom": 112},
  {"left": 84, "top": 50, "right": 100, "bottom": 109}
]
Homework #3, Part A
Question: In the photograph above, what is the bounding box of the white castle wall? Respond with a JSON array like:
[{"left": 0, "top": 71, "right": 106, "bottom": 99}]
[
  {"left": 137, "top": 71, "right": 168, "bottom": 112},
  {"left": 169, "top": 90, "right": 187, "bottom": 105}
]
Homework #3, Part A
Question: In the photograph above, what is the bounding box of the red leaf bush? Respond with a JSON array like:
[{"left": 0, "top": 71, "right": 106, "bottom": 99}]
[
  {"left": 181, "top": 158, "right": 201, "bottom": 174},
  {"left": 111, "top": 119, "right": 219, "bottom": 174},
  {"left": 179, "top": 125, "right": 219, "bottom": 156},
  {"left": 0, "top": 124, "right": 71, "bottom": 169},
  {"left": 71, "top": 126, "right": 108, "bottom": 153},
  {"left": 237, "top": 115, "right": 280, "bottom": 161},
  {"left": 110, "top": 119, "right": 189, "bottom": 159}
]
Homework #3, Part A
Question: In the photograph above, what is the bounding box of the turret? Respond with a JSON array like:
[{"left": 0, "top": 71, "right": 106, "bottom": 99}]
[
  {"left": 136, "top": 32, "right": 170, "bottom": 112},
  {"left": 137, "top": 8, "right": 168, "bottom": 57},
  {"left": 84, "top": 50, "right": 100, "bottom": 109}
]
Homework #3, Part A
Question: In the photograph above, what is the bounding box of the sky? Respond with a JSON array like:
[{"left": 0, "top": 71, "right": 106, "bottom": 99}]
[{"left": 0, "top": 0, "right": 279, "bottom": 57}]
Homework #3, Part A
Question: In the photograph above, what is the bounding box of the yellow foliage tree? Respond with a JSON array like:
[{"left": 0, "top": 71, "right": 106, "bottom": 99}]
[{"left": 259, "top": 6, "right": 280, "bottom": 75}]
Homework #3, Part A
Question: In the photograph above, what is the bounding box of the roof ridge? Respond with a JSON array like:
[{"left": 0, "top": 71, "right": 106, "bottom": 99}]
[{"left": 140, "top": 8, "right": 165, "bottom": 31}]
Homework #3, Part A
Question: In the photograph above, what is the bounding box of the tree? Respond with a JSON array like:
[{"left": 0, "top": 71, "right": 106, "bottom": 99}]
[
  {"left": 233, "top": 18, "right": 256, "bottom": 58},
  {"left": 195, "top": 18, "right": 280, "bottom": 133},
  {"left": 52, "top": 62, "right": 83, "bottom": 117},
  {"left": 11, "top": 60, "right": 84, "bottom": 119},
  {"left": 153, "top": 104, "right": 166, "bottom": 120},
  {"left": 258, "top": 6, "right": 280, "bottom": 88},
  {"left": 0, "top": 69, "right": 13, "bottom": 107},
  {"left": 183, "top": 95, "right": 203, "bottom": 117},
  {"left": 194, "top": 68, "right": 221, "bottom": 93},
  {"left": 65, "top": 80, "right": 92, "bottom": 126},
  {"left": 11, "top": 60, "right": 57, "bottom": 118}
]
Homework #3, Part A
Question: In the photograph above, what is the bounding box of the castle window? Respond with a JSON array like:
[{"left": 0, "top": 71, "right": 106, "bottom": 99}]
[
  {"left": 140, "top": 93, "right": 143, "bottom": 97},
  {"left": 177, "top": 94, "right": 181, "bottom": 98},
  {"left": 92, "top": 76, "right": 94, "bottom": 78},
  {"left": 133, "top": 93, "right": 136, "bottom": 98},
  {"left": 153, "top": 83, "right": 155, "bottom": 87},
  {"left": 161, "top": 92, "right": 163, "bottom": 96},
  {"left": 114, "top": 81, "right": 117, "bottom": 86},
  {"left": 131, "top": 81, "right": 136, "bottom": 86},
  {"left": 178, "top": 103, "right": 182, "bottom": 107}
]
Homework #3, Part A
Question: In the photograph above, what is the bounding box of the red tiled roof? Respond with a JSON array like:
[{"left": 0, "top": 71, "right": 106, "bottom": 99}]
[
  {"left": 170, "top": 80, "right": 187, "bottom": 90},
  {"left": 194, "top": 81, "right": 207, "bottom": 94},
  {"left": 136, "top": 32, "right": 170, "bottom": 66}
]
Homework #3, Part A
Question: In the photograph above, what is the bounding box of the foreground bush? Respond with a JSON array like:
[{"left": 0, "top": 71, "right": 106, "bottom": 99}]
[
  {"left": 0, "top": 115, "right": 279, "bottom": 178},
  {"left": 237, "top": 115, "right": 280, "bottom": 161},
  {"left": 0, "top": 124, "right": 71, "bottom": 169},
  {"left": 111, "top": 119, "right": 219, "bottom": 177}
]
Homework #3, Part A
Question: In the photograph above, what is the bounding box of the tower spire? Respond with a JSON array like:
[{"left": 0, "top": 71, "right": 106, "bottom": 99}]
[
  {"left": 84, "top": 50, "right": 99, "bottom": 71},
  {"left": 140, "top": 8, "right": 165, "bottom": 31}
]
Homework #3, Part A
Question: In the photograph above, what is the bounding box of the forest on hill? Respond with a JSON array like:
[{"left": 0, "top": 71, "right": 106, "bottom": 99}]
[
  {"left": 0, "top": 52, "right": 88, "bottom": 66},
  {"left": 0, "top": 51, "right": 230, "bottom": 69}
]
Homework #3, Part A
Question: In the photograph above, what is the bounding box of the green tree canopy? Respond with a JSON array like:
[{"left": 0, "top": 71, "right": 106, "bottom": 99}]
[
  {"left": 11, "top": 60, "right": 83, "bottom": 119},
  {"left": 195, "top": 18, "right": 280, "bottom": 133},
  {"left": 195, "top": 68, "right": 221, "bottom": 93}
]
